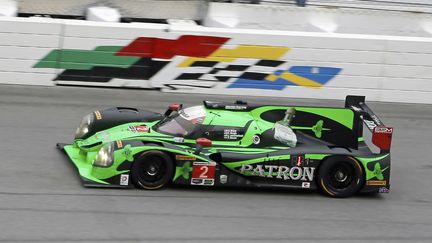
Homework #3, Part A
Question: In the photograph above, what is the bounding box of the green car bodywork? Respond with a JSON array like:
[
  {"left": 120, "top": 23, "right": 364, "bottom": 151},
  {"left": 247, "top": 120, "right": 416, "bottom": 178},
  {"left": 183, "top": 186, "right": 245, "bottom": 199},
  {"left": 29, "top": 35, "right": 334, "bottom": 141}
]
[{"left": 58, "top": 96, "right": 392, "bottom": 196}]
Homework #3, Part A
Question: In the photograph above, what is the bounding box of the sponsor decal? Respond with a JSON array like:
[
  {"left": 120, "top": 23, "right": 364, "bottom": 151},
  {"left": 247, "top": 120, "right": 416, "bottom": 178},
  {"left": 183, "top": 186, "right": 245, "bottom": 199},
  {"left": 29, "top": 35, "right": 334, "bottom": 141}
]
[
  {"left": 375, "top": 127, "right": 393, "bottom": 134},
  {"left": 302, "top": 182, "right": 311, "bottom": 188},
  {"left": 220, "top": 175, "right": 228, "bottom": 184},
  {"left": 120, "top": 174, "right": 129, "bottom": 186},
  {"left": 252, "top": 135, "right": 261, "bottom": 145},
  {"left": 291, "top": 155, "right": 304, "bottom": 167},
  {"left": 240, "top": 165, "right": 315, "bottom": 181},
  {"left": 225, "top": 105, "right": 247, "bottom": 110},
  {"left": 176, "top": 155, "right": 196, "bottom": 161},
  {"left": 94, "top": 111, "right": 102, "bottom": 120},
  {"left": 378, "top": 187, "right": 390, "bottom": 193},
  {"left": 191, "top": 162, "right": 216, "bottom": 186},
  {"left": 192, "top": 178, "right": 214, "bottom": 185},
  {"left": 173, "top": 137, "right": 185, "bottom": 143},
  {"left": 223, "top": 129, "right": 244, "bottom": 140},
  {"left": 370, "top": 114, "right": 382, "bottom": 126},
  {"left": 116, "top": 140, "right": 123, "bottom": 148},
  {"left": 364, "top": 119, "right": 377, "bottom": 130},
  {"left": 128, "top": 125, "right": 149, "bottom": 133},
  {"left": 366, "top": 180, "right": 387, "bottom": 186}
]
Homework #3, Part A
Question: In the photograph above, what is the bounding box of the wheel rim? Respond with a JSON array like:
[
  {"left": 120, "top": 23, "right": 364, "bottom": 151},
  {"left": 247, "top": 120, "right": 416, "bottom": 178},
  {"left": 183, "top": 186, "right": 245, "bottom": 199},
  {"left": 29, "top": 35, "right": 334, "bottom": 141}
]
[
  {"left": 137, "top": 155, "right": 166, "bottom": 183},
  {"left": 327, "top": 162, "right": 355, "bottom": 190}
]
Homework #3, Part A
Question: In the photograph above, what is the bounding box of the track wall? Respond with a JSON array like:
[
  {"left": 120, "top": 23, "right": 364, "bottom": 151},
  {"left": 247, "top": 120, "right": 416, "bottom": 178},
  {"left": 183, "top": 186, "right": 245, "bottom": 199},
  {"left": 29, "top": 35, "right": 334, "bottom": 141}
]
[{"left": 1, "top": 17, "right": 432, "bottom": 103}]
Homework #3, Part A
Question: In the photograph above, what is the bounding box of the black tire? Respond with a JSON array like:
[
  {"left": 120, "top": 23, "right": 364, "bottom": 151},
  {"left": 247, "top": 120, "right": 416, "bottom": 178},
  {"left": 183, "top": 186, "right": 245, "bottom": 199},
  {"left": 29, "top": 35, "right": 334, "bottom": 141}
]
[
  {"left": 317, "top": 156, "right": 364, "bottom": 198},
  {"left": 131, "top": 150, "right": 174, "bottom": 190}
]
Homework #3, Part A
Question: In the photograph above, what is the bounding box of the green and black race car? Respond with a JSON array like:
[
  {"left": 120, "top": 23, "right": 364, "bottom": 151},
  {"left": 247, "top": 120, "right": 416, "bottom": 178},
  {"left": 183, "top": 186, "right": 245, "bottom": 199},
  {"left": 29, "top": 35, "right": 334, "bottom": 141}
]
[{"left": 58, "top": 95, "right": 393, "bottom": 198}]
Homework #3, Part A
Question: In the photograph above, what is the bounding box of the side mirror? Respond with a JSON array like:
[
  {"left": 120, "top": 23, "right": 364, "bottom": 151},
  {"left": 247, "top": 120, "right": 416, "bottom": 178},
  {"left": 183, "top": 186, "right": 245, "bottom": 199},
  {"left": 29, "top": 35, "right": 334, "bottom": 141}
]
[
  {"left": 195, "top": 138, "right": 212, "bottom": 154},
  {"left": 164, "top": 103, "right": 183, "bottom": 116},
  {"left": 169, "top": 103, "right": 182, "bottom": 111}
]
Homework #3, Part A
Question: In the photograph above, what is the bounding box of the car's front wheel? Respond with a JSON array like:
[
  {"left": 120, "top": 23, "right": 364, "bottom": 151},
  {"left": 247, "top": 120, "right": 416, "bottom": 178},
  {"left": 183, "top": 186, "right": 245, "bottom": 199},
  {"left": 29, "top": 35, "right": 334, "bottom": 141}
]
[
  {"left": 131, "top": 151, "right": 174, "bottom": 190},
  {"left": 317, "top": 156, "right": 364, "bottom": 198}
]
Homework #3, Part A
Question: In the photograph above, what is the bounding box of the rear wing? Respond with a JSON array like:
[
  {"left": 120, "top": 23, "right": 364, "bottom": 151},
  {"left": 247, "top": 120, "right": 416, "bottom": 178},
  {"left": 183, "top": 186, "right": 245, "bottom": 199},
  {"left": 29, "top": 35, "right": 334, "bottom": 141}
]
[{"left": 345, "top": 95, "right": 393, "bottom": 154}]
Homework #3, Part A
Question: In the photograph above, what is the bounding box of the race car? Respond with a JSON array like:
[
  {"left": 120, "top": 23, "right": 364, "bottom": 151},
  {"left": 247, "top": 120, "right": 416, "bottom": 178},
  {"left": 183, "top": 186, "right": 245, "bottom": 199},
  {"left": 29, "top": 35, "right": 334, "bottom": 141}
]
[{"left": 57, "top": 95, "right": 392, "bottom": 198}]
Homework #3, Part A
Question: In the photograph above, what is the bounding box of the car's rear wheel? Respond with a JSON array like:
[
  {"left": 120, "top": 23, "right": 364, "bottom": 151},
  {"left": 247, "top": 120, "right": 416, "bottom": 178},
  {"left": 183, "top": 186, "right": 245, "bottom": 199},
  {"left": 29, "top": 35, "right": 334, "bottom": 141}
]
[
  {"left": 318, "top": 156, "right": 364, "bottom": 198},
  {"left": 131, "top": 151, "right": 174, "bottom": 190}
]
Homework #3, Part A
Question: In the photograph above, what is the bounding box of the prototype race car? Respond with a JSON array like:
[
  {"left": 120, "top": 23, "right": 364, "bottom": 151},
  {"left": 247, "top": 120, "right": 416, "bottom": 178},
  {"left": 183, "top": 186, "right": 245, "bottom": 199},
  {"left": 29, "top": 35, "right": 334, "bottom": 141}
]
[{"left": 57, "top": 95, "right": 392, "bottom": 198}]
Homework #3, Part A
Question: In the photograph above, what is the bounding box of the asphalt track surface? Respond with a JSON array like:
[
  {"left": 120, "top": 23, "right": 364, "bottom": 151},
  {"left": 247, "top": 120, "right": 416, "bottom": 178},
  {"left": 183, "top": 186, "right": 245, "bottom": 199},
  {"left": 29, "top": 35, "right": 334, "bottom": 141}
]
[{"left": 1, "top": 84, "right": 432, "bottom": 243}]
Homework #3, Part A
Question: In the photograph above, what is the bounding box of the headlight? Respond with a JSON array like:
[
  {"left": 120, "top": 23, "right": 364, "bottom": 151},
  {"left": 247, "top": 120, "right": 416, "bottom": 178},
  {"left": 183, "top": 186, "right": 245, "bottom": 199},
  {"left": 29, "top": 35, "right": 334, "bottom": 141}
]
[
  {"left": 93, "top": 142, "right": 114, "bottom": 167},
  {"left": 75, "top": 113, "right": 94, "bottom": 139}
]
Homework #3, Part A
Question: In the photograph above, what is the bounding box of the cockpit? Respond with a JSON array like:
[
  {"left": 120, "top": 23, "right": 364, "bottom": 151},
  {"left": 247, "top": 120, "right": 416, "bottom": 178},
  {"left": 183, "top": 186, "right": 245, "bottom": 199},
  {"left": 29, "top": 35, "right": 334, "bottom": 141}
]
[{"left": 154, "top": 106, "right": 206, "bottom": 137}]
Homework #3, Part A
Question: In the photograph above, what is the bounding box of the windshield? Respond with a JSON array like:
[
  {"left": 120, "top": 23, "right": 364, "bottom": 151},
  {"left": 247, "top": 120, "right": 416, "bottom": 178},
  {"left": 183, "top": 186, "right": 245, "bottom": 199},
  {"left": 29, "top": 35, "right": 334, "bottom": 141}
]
[{"left": 155, "top": 106, "right": 206, "bottom": 137}]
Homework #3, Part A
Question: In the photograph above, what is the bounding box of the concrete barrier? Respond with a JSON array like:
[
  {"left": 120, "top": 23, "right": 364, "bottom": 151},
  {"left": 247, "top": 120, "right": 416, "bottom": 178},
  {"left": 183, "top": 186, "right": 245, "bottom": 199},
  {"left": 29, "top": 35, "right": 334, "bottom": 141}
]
[
  {"left": 1, "top": 16, "right": 432, "bottom": 103},
  {"left": 0, "top": 17, "right": 61, "bottom": 86},
  {"left": 204, "top": 2, "right": 432, "bottom": 37}
]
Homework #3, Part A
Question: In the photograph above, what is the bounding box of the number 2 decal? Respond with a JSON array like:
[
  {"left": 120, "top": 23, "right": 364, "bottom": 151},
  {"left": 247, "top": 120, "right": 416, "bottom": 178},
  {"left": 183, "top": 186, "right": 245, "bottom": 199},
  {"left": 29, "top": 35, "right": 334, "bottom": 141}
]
[
  {"left": 191, "top": 162, "right": 216, "bottom": 186},
  {"left": 199, "top": 166, "right": 209, "bottom": 178}
]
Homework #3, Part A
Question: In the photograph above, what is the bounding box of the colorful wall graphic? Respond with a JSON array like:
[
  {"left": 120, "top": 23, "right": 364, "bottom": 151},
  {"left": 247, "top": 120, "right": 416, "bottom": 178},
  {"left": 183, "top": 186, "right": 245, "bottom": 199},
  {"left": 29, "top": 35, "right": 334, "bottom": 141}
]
[{"left": 34, "top": 35, "right": 342, "bottom": 90}]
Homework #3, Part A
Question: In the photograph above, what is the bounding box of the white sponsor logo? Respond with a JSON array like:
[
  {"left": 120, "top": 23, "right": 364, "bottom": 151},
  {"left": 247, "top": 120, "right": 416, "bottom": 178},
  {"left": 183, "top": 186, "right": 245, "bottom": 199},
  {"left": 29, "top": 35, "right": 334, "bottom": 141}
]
[
  {"left": 364, "top": 119, "right": 377, "bottom": 130},
  {"left": 224, "top": 129, "right": 243, "bottom": 140},
  {"left": 240, "top": 165, "right": 315, "bottom": 181},
  {"left": 374, "top": 127, "right": 393, "bottom": 134},
  {"left": 371, "top": 115, "right": 382, "bottom": 125},
  {"left": 225, "top": 105, "right": 247, "bottom": 110},
  {"left": 120, "top": 174, "right": 129, "bottom": 186},
  {"left": 302, "top": 182, "right": 311, "bottom": 188},
  {"left": 220, "top": 175, "right": 228, "bottom": 184}
]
